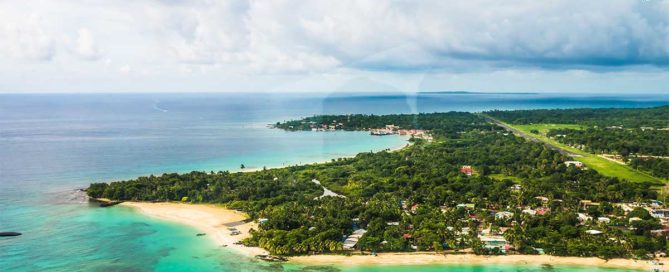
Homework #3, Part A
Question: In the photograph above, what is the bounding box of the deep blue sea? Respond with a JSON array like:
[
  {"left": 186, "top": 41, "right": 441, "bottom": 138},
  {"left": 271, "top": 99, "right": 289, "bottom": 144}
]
[{"left": 1, "top": 92, "right": 668, "bottom": 271}]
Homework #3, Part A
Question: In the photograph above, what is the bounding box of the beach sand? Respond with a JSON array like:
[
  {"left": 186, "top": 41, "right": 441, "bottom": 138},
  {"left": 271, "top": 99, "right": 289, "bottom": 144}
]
[
  {"left": 121, "top": 202, "right": 268, "bottom": 256},
  {"left": 290, "top": 253, "right": 665, "bottom": 270},
  {"left": 123, "top": 202, "right": 665, "bottom": 270}
]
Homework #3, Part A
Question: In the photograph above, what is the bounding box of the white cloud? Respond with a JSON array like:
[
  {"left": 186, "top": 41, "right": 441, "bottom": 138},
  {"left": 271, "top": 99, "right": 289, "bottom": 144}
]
[
  {"left": 71, "top": 28, "right": 102, "bottom": 60},
  {"left": 0, "top": 14, "right": 55, "bottom": 61},
  {"left": 0, "top": 0, "right": 667, "bottom": 92}
]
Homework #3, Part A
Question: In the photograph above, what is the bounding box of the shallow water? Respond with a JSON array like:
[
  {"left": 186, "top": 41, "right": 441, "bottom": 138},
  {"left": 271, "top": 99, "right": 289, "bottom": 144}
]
[{"left": 2, "top": 92, "right": 667, "bottom": 271}]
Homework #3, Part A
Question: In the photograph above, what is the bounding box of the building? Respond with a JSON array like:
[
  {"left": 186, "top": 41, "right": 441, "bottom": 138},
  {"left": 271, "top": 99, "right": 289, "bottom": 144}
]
[
  {"left": 577, "top": 213, "right": 592, "bottom": 223},
  {"left": 495, "top": 211, "right": 514, "bottom": 220},
  {"left": 479, "top": 235, "right": 511, "bottom": 253},
  {"left": 342, "top": 229, "right": 368, "bottom": 250},
  {"left": 522, "top": 209, "right": 537, "bottom": 216},
  {"left": 651, "top": 209, "right": 669, "bottom": 219},
  {"left": 564, "top": 161, "right": 584, "bottom": 168},
  {"left": 461, "top": 165, "right": 474, "bottom": 176}
]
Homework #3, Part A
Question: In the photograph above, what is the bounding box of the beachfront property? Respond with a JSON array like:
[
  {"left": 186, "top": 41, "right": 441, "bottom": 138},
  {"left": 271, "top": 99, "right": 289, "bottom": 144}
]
[
  {"left": 479, "top": 235, "right": 511, "bottom": 253},
  {"left": 342, "top": 229, "right": 367, "bottom": 250}
]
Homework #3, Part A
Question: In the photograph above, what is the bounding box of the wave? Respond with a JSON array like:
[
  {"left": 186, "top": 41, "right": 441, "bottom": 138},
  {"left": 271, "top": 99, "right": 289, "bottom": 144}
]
[{"left": 152, "top": 101, "right": 168, "bottom": 112}]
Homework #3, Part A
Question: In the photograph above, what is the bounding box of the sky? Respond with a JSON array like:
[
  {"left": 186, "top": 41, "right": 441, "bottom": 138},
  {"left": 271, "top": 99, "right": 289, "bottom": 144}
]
[{"left": 0, "top": 0, "right": 668, "bottom": 93}]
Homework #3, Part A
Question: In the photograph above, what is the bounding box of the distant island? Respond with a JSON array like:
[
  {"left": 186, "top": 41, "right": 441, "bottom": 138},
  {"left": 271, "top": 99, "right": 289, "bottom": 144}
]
[
  {"left": 87, "top": 106, "right": 669, "bottom": 270},
  {"left": 419, "top": 91, "right": 539, "bottom": 95}
]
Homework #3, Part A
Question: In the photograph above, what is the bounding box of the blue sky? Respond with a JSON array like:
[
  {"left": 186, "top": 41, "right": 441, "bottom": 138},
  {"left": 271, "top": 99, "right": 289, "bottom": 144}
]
[{"left": 0, "top": 0, "right": 668, "bottom": 93}]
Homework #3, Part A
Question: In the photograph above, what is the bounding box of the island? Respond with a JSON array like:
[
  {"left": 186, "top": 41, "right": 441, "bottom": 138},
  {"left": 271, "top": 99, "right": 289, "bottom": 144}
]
[{"left": 86, "top": 108, "right": 669, "bottom": 270}]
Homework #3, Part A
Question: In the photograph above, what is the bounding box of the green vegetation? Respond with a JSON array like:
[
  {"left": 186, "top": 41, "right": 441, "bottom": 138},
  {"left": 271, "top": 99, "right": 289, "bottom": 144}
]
[
  {"left": 88, "top": 111, "right": 669, "bottom": 259},
  {"left": 512, "top": 123, "right": 662, "bottom": 184},
  {"left": 488, "top": 174, "right": 522, "bottom": 183},
  {"left": 631, "top": 159, "right": 669, "bottom": 180},
  {"left": 485, "top": 107, "right": 669, "bottom": 184},
  {"left": 546, "top": 128, "right": 669, "bottom": 157},
  {"left": 486, "top": 106, "right": 669, "bottom": 128}
]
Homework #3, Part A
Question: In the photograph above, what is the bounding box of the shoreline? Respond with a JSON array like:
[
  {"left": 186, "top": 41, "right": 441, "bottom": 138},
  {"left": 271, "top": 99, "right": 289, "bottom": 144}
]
[
  {"left": 240, "top": 135, "right": 411, "bottom": 173},
  {"left": 120, "top": 202, "right": 268, "bottom": 257},
  {"left": 290, "top": 253, "right": 664, "bottom": 270},
  {"left": 122, "top": 202, "right": 664, "bottom": 270}
]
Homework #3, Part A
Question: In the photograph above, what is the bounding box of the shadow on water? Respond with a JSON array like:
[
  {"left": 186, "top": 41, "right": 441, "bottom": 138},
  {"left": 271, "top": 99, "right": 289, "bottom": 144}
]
[{"left": 294, "top": 265, "right": 342, "bottom": 272}]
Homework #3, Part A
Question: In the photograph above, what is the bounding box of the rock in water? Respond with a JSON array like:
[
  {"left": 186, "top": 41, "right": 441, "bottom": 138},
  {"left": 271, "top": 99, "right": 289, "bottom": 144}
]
[{"left": 0, "top": 232, "right": 22, "bottom": 237}]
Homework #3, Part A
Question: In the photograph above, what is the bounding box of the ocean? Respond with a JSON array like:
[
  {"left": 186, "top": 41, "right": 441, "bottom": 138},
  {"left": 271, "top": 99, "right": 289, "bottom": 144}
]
[{"left": 1, "top": 92, "right": 668, "bottom": 272}]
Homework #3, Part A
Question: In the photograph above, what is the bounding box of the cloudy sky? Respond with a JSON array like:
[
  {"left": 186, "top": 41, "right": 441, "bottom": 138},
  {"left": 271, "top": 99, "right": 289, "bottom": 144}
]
[{"left": 1, "top": 0, "right": 668, "bottom": 93}]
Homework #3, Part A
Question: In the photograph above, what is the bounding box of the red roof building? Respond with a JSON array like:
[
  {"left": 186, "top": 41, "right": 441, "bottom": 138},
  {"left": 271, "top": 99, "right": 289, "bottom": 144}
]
[{"left": 461, "top": 165, "right": 473, "bottom": 176}]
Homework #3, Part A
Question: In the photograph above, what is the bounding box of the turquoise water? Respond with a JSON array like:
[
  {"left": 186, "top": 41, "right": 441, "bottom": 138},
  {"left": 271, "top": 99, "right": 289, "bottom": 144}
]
[{"left": 2, "top": 92, "right": 667, "bottom": 271}]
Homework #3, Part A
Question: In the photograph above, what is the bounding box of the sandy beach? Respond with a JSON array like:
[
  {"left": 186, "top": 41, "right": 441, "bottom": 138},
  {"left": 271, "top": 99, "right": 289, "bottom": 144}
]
[
  {"left": 123, "top": 202, "right": 665, "bottom": 270},
  {"left": 121, "top": 202, "right": 268, "bottom": 256},
  {"left": 290, "top": 253, "right": 665, "bottom": 270}
]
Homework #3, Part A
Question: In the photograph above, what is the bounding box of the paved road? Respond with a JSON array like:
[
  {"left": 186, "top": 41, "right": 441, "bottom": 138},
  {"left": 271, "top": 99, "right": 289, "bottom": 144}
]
[{"left": 481, "top": 115, "right": 582, "bottom": 158}]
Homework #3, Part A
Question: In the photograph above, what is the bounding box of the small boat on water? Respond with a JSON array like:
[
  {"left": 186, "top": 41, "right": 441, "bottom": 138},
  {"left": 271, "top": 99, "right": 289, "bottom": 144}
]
[
  {"left": 0, "top": 232, "right": 22, "bottom": 237},
  {"left": 196, "top": 233, "right": 206, "bottom": 236}
]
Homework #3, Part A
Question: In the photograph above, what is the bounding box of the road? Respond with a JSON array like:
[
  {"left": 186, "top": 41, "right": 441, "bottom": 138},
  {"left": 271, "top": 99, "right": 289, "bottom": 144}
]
[
  {"left": 311, "top": 179, "right": 345, "bottom": 199},
  {"left": 481, "top": 114, "right": 582, "bottom": 158}
]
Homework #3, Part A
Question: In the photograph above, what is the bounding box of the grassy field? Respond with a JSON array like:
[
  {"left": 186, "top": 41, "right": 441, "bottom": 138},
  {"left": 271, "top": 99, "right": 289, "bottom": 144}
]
[
  {"left": 516, "top": 123, "right": 585, "bottom": 133},
  {"left": 512, "top": 123, "right": 664, "bottom": 184},
  {"left": 488, "top": 173, "right": 523, "bottom": 183}
]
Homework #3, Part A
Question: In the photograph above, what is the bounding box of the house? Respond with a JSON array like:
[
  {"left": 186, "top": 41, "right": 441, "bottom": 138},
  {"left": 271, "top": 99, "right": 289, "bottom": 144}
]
[
  {"left": 579, "top": 200, "right": 600, "bottom": 210},
  {"left": 457, "top": 203, "right": 475, "bottom": 209},
  {"left": 565, "top": 161, "right": 584, "bottom": 168},
  {"left": 651, "top": 209, "right": 669, "bottom": 219},
  {"left": 577, "top": 213, "right": 592, "bottom": 223},
  {"left": 342, "top": 229, "right": 367, "bottom": 250},
  {"left": 479, "top": 235, "right": 511, "bottom": 253},
  {"left": 597, "top": 217, "right": 611, "bottom": 224},
  {"left": 651, "top": 229, "right": 669, "bottom": 237},
  {"left": 616, "top": 203, "right": 636, "bottom": 213},
  {"left": 534, "top": 196, "right": 550, "bottom": 203},
  {"left": 461, "top": 166, "right": 474, "bottom": 176},
  {"left": 522, "top": 209, "right": 537, "bottom": 216},
  {"left": 495, "top": 211, "right": 514, "bottom": 220},
  {"left": 411, "top": 204, "right": 419, "bottom": 213},
  {"left": 535, "top": 207, "right": 550, "bottom": 215}
]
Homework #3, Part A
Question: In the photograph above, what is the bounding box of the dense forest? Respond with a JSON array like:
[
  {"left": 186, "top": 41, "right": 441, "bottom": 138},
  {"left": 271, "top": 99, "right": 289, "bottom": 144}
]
[
  {"left": 630, "top": 159, "right": 669, "bottom": 180},
  {"left": 89, "top": 111, "right": 668, "bottom": 259},
  {"left": 486, "top": 106, "right": 669, "bottom": 128},
  {"left": 546, "top": 128, "right": 669, "bottom": 157},
  {"left": 488, "top": 106, "right": 669, "bottom": 181}
]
